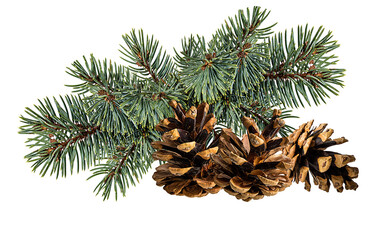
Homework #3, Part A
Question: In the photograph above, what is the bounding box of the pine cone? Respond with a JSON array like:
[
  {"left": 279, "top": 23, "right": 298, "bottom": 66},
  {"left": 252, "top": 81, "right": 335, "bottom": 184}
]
[
  {"left": 283, "top": 120, "right": 358, "bottom": 192},
  {"left": 212, "top": 110, "right": 294, "bottom": 201},
  {"left": 152, "top": 100, "right": 221, "bottom": 197}
]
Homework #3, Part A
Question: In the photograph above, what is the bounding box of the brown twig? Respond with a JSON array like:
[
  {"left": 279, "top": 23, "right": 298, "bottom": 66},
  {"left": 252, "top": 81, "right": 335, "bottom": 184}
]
[
  {"left": 263, "top": 72, "right": 323, "bottom": 80},
  {"left": 263, "top": 72, "right": 323, "bottom": 88},
  {"left": 47, "top": 125, "right": 101, "bottom": 157},
  {"left": 239, "top": 105, "right": 269, "bottom": 124},
  {"left": 136, "top": 52, "right": 160, "bottom": 83},
  {"left": 236, "top": 19, "right": 261, "bottom": 50},
  {"left": 116, "top": 144, "right": 136, "bottom": 172},
  {"left": 106, "top": 144, "right": 137, "bottom": 180},
  {"left": 264, "top": 44, "right": 322, "bottom": 84},
  {"left": 43, "top": 115, "right": 92, "bottom": 131}
]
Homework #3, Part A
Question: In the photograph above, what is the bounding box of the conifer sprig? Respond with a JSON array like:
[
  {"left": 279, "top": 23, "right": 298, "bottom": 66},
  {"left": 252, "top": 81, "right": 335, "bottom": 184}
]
[
  {"left": 120, "top": 29, "right": 174, "bottom": 83},
  {"left": 88, "top": 128, "right": 157, "bottom": 200},
  {"left": 120, "top": 72, "right": 185, "bottom": 129},
  {"left": 20, "top": 95, "right": 123, "bottom": 177},
  {"left": 66, "top": 55, "right": 136, "bottom": 134},
  {"left": 88, "top": 144, "right": 140, "bottom": 200},
  {"left": 213, "top": 6, "right": 275, "bottom": 51},
  {"left": 175, "top": 35, "right": 236, "bottom": 103},
  {"left": 260, "top": 25, "right": 345, "bottom": 108}
]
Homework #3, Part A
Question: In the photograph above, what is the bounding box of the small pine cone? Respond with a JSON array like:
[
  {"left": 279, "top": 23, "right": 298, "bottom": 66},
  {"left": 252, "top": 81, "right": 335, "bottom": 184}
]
[
  {"left": 283, "top": 120, "right": 358, "bottom": 192},
  {"left": 212, "top": 110, "right": 294, "bottom": 201},
  {"left": 152, "top": 100, "right": 221, "bottom": 197}
]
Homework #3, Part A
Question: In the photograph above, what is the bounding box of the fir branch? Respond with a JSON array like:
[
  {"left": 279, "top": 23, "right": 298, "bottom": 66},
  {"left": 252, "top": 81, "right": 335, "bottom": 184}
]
[
  {"left": 175, "top": 36, "right": 236, "bottom": 103},
  {"left": 209, "top": 6, "right": 274, "bottom": 96},
  {"left": 66, "top": 56, "right": 136, "bottom": 134},
  {"left": 87, "top": 90, "right": 134, "bottom": 135},
  {"left": 212, "top": 97, "right": 243, "bottom": 134},
  {"left": 19, "top": 95, "right": 124, "bottom": 178},
  {"left": 260, "top": 25, "right": 345, "bottom": 108},
  {"left": 89, "top": 144, "right": 137, "bottom": 200},
  {"left": 47, "top": 125, "right": 101, "bottom": 153},
  {"left": 120, "top": 72, "right": 185, "bottom": 129},
  {"left": 120, "top": 29, "right": 174, "bottom": 83},
  {"left": 212, "top": 6, "right": 275, "bottom": 51},
  {"left": 232, "top": 42, "right": 269, "bottom": 93},
  {"left": 88, "top": 129, "right": 157, "bottom": 200},
  {"left": 66, "top": 55, "right": 128, "bottom": 94}
]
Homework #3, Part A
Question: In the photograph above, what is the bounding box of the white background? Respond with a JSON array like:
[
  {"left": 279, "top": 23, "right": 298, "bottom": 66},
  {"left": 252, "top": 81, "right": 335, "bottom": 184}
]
[{"left": 1, "top": 0, "right": 380, "bottom": 239}]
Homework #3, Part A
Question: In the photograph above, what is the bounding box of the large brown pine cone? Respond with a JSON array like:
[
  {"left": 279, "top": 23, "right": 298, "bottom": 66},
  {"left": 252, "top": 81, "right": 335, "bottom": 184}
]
[
  {"left": 152, "top": 100, "right": 221, "bottom": 197},
  {"left": 283, "top": 120, "right": 358, "bottom": 192},
  {"left": 212, "top": 110, "right": 295, "bottom": 201}
]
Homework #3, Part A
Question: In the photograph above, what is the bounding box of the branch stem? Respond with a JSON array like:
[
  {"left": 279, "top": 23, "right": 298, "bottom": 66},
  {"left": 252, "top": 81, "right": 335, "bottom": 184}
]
[{"left": 239, "top": 105, "right": 269, "bottom": 124}]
